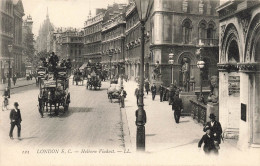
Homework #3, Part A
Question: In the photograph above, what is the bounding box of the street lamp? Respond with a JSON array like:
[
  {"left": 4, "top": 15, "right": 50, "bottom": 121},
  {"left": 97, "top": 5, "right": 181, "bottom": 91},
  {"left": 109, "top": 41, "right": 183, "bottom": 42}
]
[
  {"left": 196, "top": 48, "right": 205, "bottom": 102},
  {"left": 134, "top": 0, "right": 153, "bottom": 151},
  {"left": 8, "top": 45, "right": 13, "bottom": 89},
  {"left": 109, "top": 52, "right": 113, "bottom": 79},
  {"left": 168, "top": 50, "right": 174, "bottom": 84}
]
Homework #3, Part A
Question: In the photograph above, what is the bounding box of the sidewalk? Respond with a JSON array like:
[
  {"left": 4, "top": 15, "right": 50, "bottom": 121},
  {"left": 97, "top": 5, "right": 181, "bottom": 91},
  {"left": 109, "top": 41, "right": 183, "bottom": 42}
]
[
  {"left": 121, "top": 80, "right": 258, "bottom": 164},
  {"left": 0, "top": 78, "right": 35, "bottom": 91}
]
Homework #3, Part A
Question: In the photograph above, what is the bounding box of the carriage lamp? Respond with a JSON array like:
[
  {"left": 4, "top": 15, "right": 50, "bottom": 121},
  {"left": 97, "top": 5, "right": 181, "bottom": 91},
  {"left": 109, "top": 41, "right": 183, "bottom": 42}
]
[{"left": 134, "top": 0, "right": 153, "bottom": 151}]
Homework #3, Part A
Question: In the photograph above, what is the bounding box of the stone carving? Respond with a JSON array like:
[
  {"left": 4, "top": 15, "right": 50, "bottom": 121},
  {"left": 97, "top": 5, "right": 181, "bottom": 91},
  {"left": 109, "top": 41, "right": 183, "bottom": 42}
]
[
  {"left": 208, "top": 76, "right": 219, "bottom": 103},
  {"left": 238, "top": 14, "right": 251, "bottom": 41},
  {"left": 181, "top": 58, "right": 190, "bottom": 92},
  {"left": 220, "top": 25, "right": 226, "bottom": 44}
]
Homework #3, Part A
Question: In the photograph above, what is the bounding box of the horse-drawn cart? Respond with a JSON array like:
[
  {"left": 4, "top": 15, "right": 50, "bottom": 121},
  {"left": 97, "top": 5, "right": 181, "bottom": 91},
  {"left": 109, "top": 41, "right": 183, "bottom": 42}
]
[
  {"left": 38, "top": 68, "right": 70, "bottom": 117},
  {"left": 107, "top": 84, "right": 121, "bottom": 103}
]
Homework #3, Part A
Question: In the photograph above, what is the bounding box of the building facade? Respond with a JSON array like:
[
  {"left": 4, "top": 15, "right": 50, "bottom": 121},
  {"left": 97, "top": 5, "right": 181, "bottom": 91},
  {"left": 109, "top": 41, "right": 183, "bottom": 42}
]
[
  {"left": 0, "top": 0, "right": 25, "bottom": 81},
  {"left": 217, "top": 0, "right": 260, "bottom": 149},
  {"left": 83, "top": 9, "right": 106, "bottom": 63},
  {"left": 101, "top": 4, "right": 127, "bottom": 76},
  {"left": 124, "top": 1, "right": 151, "bottom": 80},
  {"left": 150, "top": 0, "right": 219, "bottom": 88},
  {"left": 59, "top": 28, "right": 84, "bottom": 68}
]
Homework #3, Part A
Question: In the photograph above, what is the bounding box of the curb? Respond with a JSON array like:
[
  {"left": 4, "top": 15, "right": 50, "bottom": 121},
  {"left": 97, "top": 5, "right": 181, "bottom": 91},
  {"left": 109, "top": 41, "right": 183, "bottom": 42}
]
[
  {"left": 0, "top": 82, "right": 36, "bottom": 91},
  {"left": 120, "top": 106, "right": 134, "bottom": 152}
]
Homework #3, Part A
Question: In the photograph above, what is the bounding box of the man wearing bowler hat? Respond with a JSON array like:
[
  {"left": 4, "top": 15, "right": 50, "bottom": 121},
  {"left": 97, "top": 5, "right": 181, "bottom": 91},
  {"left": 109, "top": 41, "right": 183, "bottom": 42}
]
[
  {"left": 9, "top": 102, "right": 22, "bottom": 140},
  {"left": 171, "top": 91, "right": 183, "bottom": 123},
  {"left": 203, "top": 113, "right": 222, "bottom": 149}
]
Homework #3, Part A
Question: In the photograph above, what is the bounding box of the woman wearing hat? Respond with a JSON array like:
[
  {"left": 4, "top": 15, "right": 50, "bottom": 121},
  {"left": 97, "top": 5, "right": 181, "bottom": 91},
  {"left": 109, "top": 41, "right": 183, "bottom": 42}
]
[
  {"left": 9, "top": 102, "right": 22, "bottom": 140},
  {"left": 203, "top": 113, "right": 222, "bottom": 150}
]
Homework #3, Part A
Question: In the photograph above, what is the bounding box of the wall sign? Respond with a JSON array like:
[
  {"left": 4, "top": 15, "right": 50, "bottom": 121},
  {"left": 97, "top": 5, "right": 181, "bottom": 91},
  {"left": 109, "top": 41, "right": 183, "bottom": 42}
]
[
  {"left": 228, "top": 76, "right": 240, "bottom": 96},
  {"left": 241, "top": 103, "right": 246, "bottom": 122}
]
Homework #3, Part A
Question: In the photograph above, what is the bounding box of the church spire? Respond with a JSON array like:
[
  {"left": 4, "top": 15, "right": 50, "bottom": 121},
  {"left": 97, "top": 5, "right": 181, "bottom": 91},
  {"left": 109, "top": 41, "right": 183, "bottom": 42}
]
[{"left": 46, "top": 7, "right": 49, "bottom": 19}]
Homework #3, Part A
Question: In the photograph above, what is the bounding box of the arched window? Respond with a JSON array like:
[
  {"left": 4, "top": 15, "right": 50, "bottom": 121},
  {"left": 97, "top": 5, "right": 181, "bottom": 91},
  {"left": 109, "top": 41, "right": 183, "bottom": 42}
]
[
  {"left": 182, "top": 19, "right": 192, "bottom": 44},
  {"left": 207, "top": 23, "right": 215, "bottom": 39},
  {"left": 199, "top": 21, "right": 207, "bottom": 39}
]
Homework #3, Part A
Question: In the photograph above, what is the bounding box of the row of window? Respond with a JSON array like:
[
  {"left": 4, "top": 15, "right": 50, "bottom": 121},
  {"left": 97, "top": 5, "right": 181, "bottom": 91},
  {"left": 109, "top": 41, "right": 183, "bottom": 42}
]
[
  {"left": 84, "top": 33, "right": 102, "bottom": 44},
  {"left": 126, "top": 12, "right": 139, "bottom": 31},
  {"left": 125, "top": 26, "right": 140, "bottom": 45},
  {"left": 84, "top": 22, "right": 102, "bottom": 36},
  {"left": 83, "top": 44, "right": 102, "bottom": 54},
  {"left": 103, "top": 26, "right": 124, "bottom": 41},
  {"left": 102, "top": 39, "right": 122, "bottom": 52},
  {"left": 14, "top": 17, "right": 22, "bottom": 45},
  {"left": 1, "top": 15, "right": 13, "bottom": 35}
]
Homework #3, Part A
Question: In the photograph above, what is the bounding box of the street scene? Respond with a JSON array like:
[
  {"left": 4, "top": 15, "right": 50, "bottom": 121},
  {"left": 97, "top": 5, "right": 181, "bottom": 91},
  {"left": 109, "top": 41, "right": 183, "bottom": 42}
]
[{"left": 1, "top": 0, "right": 260, "bottom": 166}]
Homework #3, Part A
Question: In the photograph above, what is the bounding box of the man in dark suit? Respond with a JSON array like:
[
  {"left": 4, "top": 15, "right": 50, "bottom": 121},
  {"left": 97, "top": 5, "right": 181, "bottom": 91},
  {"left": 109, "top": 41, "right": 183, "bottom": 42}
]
[
  {"left": 151, "top": 83, "right": 157, "bottom": 100},
  {"left": 171, "top": 92, "right": 183, "bottom": 123},
  {"left": 203, "top": 113, "right": 222, "bottom": 149},
  {"left": 120, "top": 87, "right": 127, "bottom": 108},
  {"left": 9, "top": 102, "right": 22, "bottom": 140},
  {"left": 198, "top": 127, "right": 218, "bottom": 154},
  {"left": 159, "top": 84, "right": 164, "bottom": 102}
]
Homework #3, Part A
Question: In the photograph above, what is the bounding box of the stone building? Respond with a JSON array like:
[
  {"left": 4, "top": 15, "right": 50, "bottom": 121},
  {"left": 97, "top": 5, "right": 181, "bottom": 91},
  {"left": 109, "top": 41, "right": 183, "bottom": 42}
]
[
  {"left": 101, "top": 4, "right": 127, "bottom": 76},
  {"left": 0, "top": 0, "right": 25, "bottom": 81},
  {"left": 36, "top": 9, "right": 54, "bottom": 52},
  {"left": 59, "top": 28, "right": 84, "bottom": 68},
  {"left": 149, "top": 0, "right": 220, "bottom": 88},
  {"left": 83, "top": 9, "right": 106, "bottom": 63},
  {"left": 124, "top": 1, "right": 151, "bottom": 80},
  {"left": 217, "top": 0, "right": 260, "bottom": 149}
]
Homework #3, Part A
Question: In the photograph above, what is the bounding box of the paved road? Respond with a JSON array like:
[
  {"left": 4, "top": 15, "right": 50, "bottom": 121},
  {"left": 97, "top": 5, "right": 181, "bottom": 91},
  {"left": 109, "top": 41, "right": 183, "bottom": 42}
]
[{"left": 0, "top": 79, "right": 125, "bottom": 150}]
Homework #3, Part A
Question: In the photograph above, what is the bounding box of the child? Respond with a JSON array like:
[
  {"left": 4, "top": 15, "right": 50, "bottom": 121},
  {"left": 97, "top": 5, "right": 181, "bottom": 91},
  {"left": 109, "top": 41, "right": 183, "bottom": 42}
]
[{"left": 198, "top": 127, "right": 218, "bottom": 154}]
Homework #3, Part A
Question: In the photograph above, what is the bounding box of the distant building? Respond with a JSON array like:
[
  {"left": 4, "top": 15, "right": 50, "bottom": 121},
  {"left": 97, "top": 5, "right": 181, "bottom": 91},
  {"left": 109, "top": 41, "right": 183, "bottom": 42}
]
[
  {"left": 22, "top": 15, "right": 34, "bottom": 74},
  {"left": 36, "top": 9, "right": 54, "bottom": 52},
  {"left": 217, "top": 0, "right": 260, "bottom": 150},
  {"left": 101, "top": 3, "right": 127, "bottom": 76},
  {"left": 0, "top": 0, "right": 25, "bottom": 80},
  {"left": 83, "top": 8, "right": 106, "bottom": 63}
]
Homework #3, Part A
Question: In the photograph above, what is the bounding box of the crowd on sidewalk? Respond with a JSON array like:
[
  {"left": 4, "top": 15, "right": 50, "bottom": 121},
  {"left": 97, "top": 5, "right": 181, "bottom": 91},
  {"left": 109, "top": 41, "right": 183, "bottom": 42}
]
[{"left": 121, "top": 78, "right": 237, "bottom": 156}]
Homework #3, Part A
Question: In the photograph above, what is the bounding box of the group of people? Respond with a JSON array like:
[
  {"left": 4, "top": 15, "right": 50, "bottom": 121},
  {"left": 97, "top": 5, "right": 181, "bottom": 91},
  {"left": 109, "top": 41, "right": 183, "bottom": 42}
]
[{"left": 135, "top": 79, "right": 223, "bottom": 155}]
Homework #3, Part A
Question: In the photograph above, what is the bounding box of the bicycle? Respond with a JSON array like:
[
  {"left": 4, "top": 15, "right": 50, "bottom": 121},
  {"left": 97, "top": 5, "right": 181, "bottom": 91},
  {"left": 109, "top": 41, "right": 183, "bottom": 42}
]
[{"left": 2, "top": 96, "right": 9, "bottom": 111}]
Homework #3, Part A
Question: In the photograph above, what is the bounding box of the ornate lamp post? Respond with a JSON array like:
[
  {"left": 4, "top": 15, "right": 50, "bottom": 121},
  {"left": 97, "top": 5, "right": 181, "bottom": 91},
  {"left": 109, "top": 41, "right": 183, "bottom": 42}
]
[
  {"left": 8, "top": 45, "right": 13, "bottom": 89},
  {"left": 134, "top": 0, "right": 153, "bottom": 151},
  {"left": 196, "top": 48, "right": 205, "bottom": 101},
  {"left": 168, "top": 50, "right": 174, "bottom": 84},
  {"left": 109, "top": 52, "right": 113, "bottom": 79}
]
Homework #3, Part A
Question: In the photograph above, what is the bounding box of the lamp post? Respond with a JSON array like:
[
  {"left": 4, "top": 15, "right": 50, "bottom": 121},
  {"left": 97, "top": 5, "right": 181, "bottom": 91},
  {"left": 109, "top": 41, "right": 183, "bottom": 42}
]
[
  {"left": 109, "top": 52, "right": 112, "bottom": 79},
  {"left": 168, "top": 50, "right": 174, "bottom": 84},
  {"left": 196, "top": 48, "right": 205, "bottom": 101},
  {"left": 134, "top": 0, "right": 153, "bottom": 151},
  {"left": 8, "top": 45, "right": 13, "bottom": 89}
]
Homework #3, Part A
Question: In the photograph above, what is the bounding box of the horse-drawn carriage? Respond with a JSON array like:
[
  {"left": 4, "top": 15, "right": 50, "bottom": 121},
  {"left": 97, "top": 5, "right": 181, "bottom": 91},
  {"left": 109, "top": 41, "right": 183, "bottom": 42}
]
[
  {"left": 86, "top": 71, "right": 101, "bottom": 90},
  {"left": 107, "top": 83, "right": 121, "bottom": 103},
  {"left": 73, "top": 71, "right": 84, "bottom": 85},
  {"left": 38, "top": 68, "right": 70, "bottom": 117}
]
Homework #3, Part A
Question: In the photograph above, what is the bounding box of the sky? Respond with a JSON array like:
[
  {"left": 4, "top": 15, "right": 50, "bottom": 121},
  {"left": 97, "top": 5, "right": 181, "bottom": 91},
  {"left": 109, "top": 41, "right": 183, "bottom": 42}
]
[
  {"left": 22, "top": 0, "right": 128, "bottom": 36},
  {"left": 22, "top": 0, "right": 228, "bottom": 37}
]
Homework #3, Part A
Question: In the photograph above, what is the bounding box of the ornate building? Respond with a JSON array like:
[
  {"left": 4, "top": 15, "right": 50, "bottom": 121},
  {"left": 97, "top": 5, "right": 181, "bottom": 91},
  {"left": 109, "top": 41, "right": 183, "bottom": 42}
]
[
  {"left": 149, "top": 0, "right": 220, "bottom": 88},
  {"left": 124, "top": 1, "right": 151, "bottom": 80},
  {"left": 0, "top": 0, "right": 24, "bottom": 81},
  {"left": 217, "top": 0, "right": 260, "bottom": 150},
  {"left": 83, "top": 9, "right": 106, "bottom": 63},
  {"left": 36, "top": 9, "right": 54, "bottom": 52},
  {"left": 58, "top": 28, "right": 84, "bottom": 68},
  {"left": 101, "top": 4, "right": 127, "bottom": 76}
]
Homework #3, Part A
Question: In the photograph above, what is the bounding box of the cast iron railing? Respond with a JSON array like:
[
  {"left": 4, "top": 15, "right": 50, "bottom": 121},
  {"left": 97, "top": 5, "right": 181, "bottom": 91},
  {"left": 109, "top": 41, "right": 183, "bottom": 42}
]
[{"left": 190, "top": 100, "right": 207, "bottom": 125}]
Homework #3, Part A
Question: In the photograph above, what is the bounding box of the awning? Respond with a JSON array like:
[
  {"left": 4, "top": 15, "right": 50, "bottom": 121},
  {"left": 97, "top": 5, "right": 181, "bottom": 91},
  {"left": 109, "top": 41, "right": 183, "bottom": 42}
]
[{"left": 79, "top": 63, "right": 88, "bottom": 70}]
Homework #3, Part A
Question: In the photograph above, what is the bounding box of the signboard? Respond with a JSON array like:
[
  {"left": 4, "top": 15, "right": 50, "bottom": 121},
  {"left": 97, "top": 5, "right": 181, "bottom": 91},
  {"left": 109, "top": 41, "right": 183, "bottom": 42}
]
[
  {"left": 228, "top": 76, "right": 240, "bottom": 96},
  {"left": 241, "top": 103, "right": 246, "bottom": 122}
]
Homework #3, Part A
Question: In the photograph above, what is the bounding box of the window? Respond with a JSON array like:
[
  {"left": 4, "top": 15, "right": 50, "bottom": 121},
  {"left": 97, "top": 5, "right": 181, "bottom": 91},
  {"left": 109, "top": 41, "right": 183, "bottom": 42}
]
[
  {"left": 199, "top": 21, "right": 207, "bottom": 39},
  {"left": 182, "top": 19, "right": 192, "bottom": 44},
  {"left": 207, "top": 23, "right": 215, "bottom": 39}
]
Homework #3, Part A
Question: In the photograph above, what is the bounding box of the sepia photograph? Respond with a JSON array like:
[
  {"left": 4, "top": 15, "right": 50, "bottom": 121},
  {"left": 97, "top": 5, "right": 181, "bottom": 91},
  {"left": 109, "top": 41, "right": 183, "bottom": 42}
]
[{"left": 0, "top": 0, "right": 260, "bottom": 165}]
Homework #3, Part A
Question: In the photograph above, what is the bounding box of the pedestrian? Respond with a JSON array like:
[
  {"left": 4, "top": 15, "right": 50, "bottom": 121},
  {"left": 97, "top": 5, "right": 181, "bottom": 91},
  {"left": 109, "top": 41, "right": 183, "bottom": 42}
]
[
  {"left": 144, "top": 79, "right": 150, "bottom": 95},
  {"left": 198, "top": 127, "right": 218, "bottom": 154},
  {"left": 9, "top": 102, "right": 22, "bottom": 140},
  {"left": 135, "top": 86, "right": 139, "bottom": 106},
  {"left": 159, "top": 84, "right": 164, "bottom": 102},
  {"left": 120, "top": 87, "right": 127, "bottom": 108},
  {"left": 203, "top": 113, "right": 223, "bottom": 150},
  {"left": 171, "top": 91, "right": 183, "bottom": 123},
  {"left": 38, "top": 95, "right": 44, "bottom": 118},
  {"left": 13, "top": 74, "right": 17, "bottom": 86},
  {"left": 151, "top": 83, "right": 157, "bottom": 100},
  {"left": 3, "top": 74, "right": 6, "bottom": 84}
]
